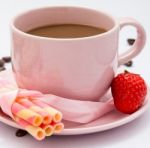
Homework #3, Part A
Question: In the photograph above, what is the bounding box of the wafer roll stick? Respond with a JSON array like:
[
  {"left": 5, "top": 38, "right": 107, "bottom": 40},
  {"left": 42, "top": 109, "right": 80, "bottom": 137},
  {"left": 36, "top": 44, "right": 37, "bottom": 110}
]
[
  {"left": 18, "top": 99, "right": 52, "bottom": 124},
  {"left": 51, "top": 122, "right": 64, "bottom": 134},
  {"left": 14, "top": 116, "right": 45, "bottom": 140},
  {"left": 32, "top": 100, "right": 62, "bottom": 123},
  {"left": 12, "top": 102, "right": 43, "bottom": 126},
  {"left": 40, "top": 124, "right": 54, "bottom": 136}
]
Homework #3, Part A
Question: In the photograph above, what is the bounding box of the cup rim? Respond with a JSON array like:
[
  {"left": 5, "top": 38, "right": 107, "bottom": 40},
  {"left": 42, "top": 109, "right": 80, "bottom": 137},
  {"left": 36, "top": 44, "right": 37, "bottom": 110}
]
[{"left": 11, "top": 6, "right": 119, "bottom": 41}]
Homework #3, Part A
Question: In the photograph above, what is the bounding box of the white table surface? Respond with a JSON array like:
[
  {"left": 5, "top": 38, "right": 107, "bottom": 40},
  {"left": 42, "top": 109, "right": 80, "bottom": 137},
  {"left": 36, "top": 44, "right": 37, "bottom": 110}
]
[{"left": 0, "top": 0, "right": 150, "bottom": 147}]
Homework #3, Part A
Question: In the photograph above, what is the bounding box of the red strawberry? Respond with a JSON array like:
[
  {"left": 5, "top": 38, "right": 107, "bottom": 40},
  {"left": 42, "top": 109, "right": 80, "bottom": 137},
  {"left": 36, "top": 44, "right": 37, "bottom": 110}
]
[{"left": 111, "top": 71, "right": 147, "bottom": 114}]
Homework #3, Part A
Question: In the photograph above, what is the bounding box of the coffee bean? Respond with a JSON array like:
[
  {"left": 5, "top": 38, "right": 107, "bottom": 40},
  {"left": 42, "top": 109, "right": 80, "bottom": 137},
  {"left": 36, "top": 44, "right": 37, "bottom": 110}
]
[
  {"left": 0, "top": 67, "right": 6, "bottom": 71},
  {"left": 127, "top": 38, "right": 135, "bottom": 45},
  {"left": 16, "top": 129, "right": 28, "bottom": 137},
  {"left": 2, "top": 56, "right": 11, "bottom": 63},
  {"left": 124, "top": 60, "right": 133, "bottom": 67},
  {"left": 0, "top": 59, "right": 5, "bottom": 67}
]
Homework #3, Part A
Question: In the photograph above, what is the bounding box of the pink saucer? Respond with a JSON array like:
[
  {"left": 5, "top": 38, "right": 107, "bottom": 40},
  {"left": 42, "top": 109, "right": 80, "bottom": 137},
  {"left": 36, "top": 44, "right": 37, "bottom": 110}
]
[{"left": 0, "top": 70, "right": 149, "bottom": 135}]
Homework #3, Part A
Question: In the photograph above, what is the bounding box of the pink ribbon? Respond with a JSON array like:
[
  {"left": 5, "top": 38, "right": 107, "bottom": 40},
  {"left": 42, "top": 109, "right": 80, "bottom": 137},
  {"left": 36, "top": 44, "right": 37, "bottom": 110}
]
[{"left": 0, "top": 70, "right": 114, "bottom": 123}]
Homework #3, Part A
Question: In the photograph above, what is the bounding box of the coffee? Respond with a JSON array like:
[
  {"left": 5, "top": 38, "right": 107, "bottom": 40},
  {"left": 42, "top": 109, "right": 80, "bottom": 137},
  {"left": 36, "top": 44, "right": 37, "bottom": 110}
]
[{"left": 27, "top": 24, "right": 106, "bottom": 38}]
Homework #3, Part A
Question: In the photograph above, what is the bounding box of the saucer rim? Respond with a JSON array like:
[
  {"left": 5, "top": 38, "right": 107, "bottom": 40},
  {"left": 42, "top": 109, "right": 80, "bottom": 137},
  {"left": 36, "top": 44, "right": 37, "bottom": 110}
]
[
  {"left": 0, "top": 70, "right": 149, "bottom": 135},
  {"left": 0, "top": 89, "right": 149, "bottom": 135},
  {"left": 60, "top": 90, "right": 150, "bottom": 135}
]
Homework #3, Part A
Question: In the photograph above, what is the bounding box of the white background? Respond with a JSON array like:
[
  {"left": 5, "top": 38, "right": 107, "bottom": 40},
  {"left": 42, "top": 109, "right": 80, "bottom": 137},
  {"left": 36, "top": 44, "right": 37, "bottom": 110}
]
[{"left": 0, "top": 0, "right": 150, "bottom": 148}]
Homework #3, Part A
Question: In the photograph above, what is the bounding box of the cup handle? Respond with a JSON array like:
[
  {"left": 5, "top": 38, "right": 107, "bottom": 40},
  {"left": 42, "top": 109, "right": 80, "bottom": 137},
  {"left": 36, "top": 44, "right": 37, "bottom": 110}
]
[{"left": 118, "top": 17, "right": 146, "bottom": 66}]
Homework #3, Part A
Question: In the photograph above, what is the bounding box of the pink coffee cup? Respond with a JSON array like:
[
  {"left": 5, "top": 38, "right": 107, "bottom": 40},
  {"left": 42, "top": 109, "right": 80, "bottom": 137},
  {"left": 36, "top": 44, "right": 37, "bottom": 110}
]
[{"left": 11, "top": 6, "right": 146, "bottom": 101}]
